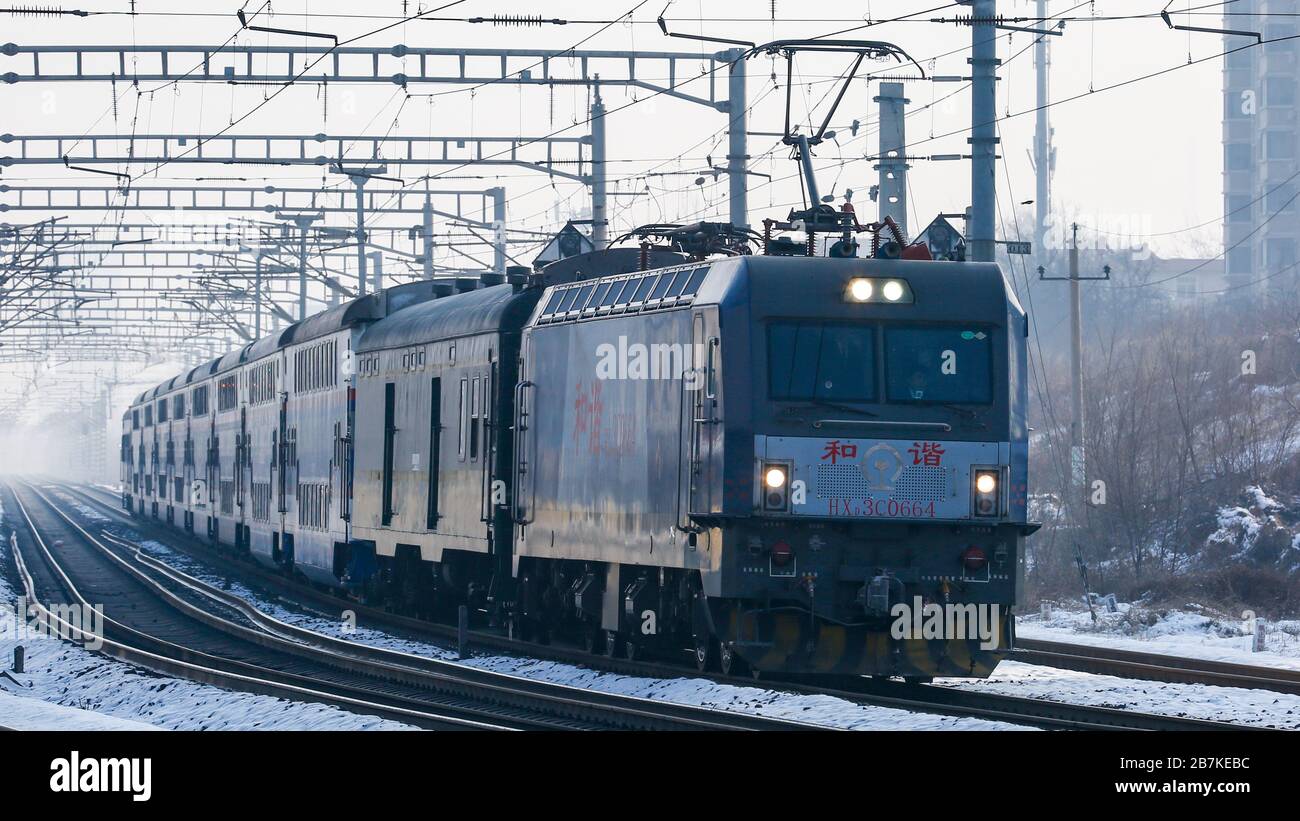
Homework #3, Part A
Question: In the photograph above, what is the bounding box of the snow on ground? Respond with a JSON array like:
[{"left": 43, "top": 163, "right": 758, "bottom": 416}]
[
  {"left": 0, "top": 513, "right": 417, "bottom": 730},
  {"left": 46, "top": 488, "right": 112, "bottom": 524},
  {"left": 1018, "top": 601, "right": 1300, "bottom": 672},
  {"left": 117, "top": 534, "right": 1026, "bottom": 730},
  {"left": 67, "top": 492, "right": 1300, "bottom": 730},
  {"left": 938, "top": 661, "right": 1300, "bottom": 729},
  {"left": 0, "top": 636, "right": 418, "bottom": 731},
  {"left": 0, "top": 690, "right": 161, "bottom": 731}
]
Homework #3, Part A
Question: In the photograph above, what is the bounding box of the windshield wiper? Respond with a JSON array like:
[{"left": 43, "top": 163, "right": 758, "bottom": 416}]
[
  {"left": 781, "top": 399, "right": 878, "bottom": 418},
  {"left": 940, "top": 403, "right": 979, "bottom": 419}
]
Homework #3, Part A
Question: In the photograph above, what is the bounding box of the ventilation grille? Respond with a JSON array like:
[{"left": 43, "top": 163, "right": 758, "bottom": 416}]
[
  {"left": 893, "top": 466, "right": 949, "bottom": 501},
  {"left": 814, "top": 463, "right": 871, "bottom": 498},
  {"left": 813, "top": 463, "right": 949, "bottom": 500}
]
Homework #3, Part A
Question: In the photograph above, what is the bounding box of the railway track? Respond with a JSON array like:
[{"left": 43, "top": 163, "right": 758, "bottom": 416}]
[
  {"left": 61, "top": 482, "right": 1261, "bottom": 731},
  {"left": 3, "top": 481, "right": 819, "bottom": 731},
  {"left": 1013, "top": 638, "right": 1300, "bottom": 697}
]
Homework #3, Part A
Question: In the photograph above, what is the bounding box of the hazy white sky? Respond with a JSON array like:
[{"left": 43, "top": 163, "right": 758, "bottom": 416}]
[
  {"left": 1, "top": 0, "right": 1231, "bottom": 426},
  {"left": 0, "top": 0, "right": 1228, "bottom": 249}
]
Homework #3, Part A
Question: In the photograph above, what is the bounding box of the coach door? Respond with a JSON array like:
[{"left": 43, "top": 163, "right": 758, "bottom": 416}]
[
  {"left": 238, "top": 405, "right": 250, "bottom": 525},
  {"left": 679, "top": 310, "right": 722, "bottom": 524}
]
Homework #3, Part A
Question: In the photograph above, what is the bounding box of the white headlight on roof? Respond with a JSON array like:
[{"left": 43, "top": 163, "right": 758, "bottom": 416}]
[
  {"left": 848, "top": 278, "right": 873, "bottom": 302},
  {"left": 882, "top": 280, "right": 905, "bottom": 301}
]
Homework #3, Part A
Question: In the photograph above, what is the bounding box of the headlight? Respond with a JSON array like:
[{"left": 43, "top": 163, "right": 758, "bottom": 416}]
[
  {"left": 848, "top": 278, "right": 873, "bottom": 301},
  {"left": 973, "top": 468, "right": 1000, "bottom": 517},
  {"left": 843, "top": 277, "right": 913, "bottom": 304},
  {"left": 762, "top": 463, "right": 790, "bottom": 511}
]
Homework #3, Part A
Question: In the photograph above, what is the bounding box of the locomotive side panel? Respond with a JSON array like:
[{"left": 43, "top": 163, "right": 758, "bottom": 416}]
[{"left": 516, "top": 308, "right": 696, "bottom": 569}]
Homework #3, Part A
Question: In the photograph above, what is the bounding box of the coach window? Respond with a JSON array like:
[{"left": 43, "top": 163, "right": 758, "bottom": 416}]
[
  {"left": 381, "top": 382, "right": 396, "bottom": 526},
  {"left": 427, "top": 378, "right": 442, "bottom": 529},
  {"left": 479, "top": 373, "right": 490, "bottom": 453},
  {"left": 469, "top": 376, "right": 481, "bottom": 461},
  {"left": 457, "top": 377, "right": 468, "bottom": 461}
]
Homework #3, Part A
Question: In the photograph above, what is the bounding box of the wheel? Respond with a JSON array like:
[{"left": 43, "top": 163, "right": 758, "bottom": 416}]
[
  {"left": 512, "top": 614, "right": 533, "bottom": 642},
  {"left": 623, "top": 638, "right": 640, "bottom": 661},
  {"left": 582, "top": 626, "right": 603, "bottom": 655},
  {"left": 604, "top": 630, "right": 623, "bottom": 658},
  {"left": 534, "top": 621, "right": 552, "bottom": 646},
  {"left": 719, "top": 643, "right": 750, "bottom": 677},
  {"left": 694, "top": 636, "right": 719, "bottom": 673}
]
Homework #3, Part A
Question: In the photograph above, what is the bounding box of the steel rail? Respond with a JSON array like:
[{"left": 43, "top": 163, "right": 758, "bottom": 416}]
[
  {"left": 22, "top": 482, "right": 819, "bottom": 731},
  {"left": 67, "top": 483, "right": 1265, "bottom": 731}
]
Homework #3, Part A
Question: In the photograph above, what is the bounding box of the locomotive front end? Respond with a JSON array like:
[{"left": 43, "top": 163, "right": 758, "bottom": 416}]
[{"left": 706, "top": 256, "right": 1033, "bottom": 679}]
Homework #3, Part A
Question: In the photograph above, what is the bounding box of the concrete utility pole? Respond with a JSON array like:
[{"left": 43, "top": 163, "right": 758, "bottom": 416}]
[
  {"left": 874, "top": 82, "right": 910, "bottom": 237},
  {"left": 282, "top": 212, "right": 322, "bottom": 320},
  {"left": 332, "top": 163, "right": 388, "bottom": 295},
  {"left": 1033, "top": 0, "right": 1054, "bottom": 267},
  {"left": 1068, "top": 230, "right": 1083, "bottom": 472},
  {"left": 254, "top": 252, "right": 264, "bottom": 338},
  {"left": 1039, "top": 224, "right": 1111, "bottom": 493},
  {"left": 965, "top": 0, "right": 1000, "bottom": 262},
  {"left": 368, "top": 251, "right": 383, "bottom": 293},
  {"left": 589, "top": 83, "right": 608, "bottom": 249},
  {"left": 726, "top": 48, "right": 749, "bottom": 229},
  {"left": 421, "top": 196, "right": 434, "bottom": 280},
  {"left": 490, "top": 187, "right": 507, "bottom": 275}
]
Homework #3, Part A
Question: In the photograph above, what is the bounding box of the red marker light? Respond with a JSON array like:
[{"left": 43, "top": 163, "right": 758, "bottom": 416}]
[
  {"left": 962, "top": 546, "right": 987, "bottom": 572},
  {"left": 770, "top": 540, "right": 793, "bottom": 566}
]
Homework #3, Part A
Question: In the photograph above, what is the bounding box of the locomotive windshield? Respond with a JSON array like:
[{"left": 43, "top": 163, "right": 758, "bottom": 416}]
[
  {"left": 883, "top": 326, "right": 993, "bottom": 404},
  {"left": 767, "top": 321, "right": 876, "bottom": 402}
]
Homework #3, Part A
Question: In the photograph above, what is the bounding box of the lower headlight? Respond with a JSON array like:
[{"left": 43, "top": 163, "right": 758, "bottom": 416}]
[
  {"left": 762, "top": 463, "right": 790, "bottom": 511},
  {"left": 973, "top": 469, "right": 1000, "bottom": 517}
]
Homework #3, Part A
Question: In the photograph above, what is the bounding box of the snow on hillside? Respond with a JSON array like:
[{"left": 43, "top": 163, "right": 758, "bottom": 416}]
[{"left": 1204, "top": 485, "right": 1300, "bottom": 571}]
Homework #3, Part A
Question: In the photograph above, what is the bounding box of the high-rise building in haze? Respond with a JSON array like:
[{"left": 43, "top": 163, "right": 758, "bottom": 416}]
[{"left": 1224, "top": 1, "right": 1298, "bottom": 295}]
